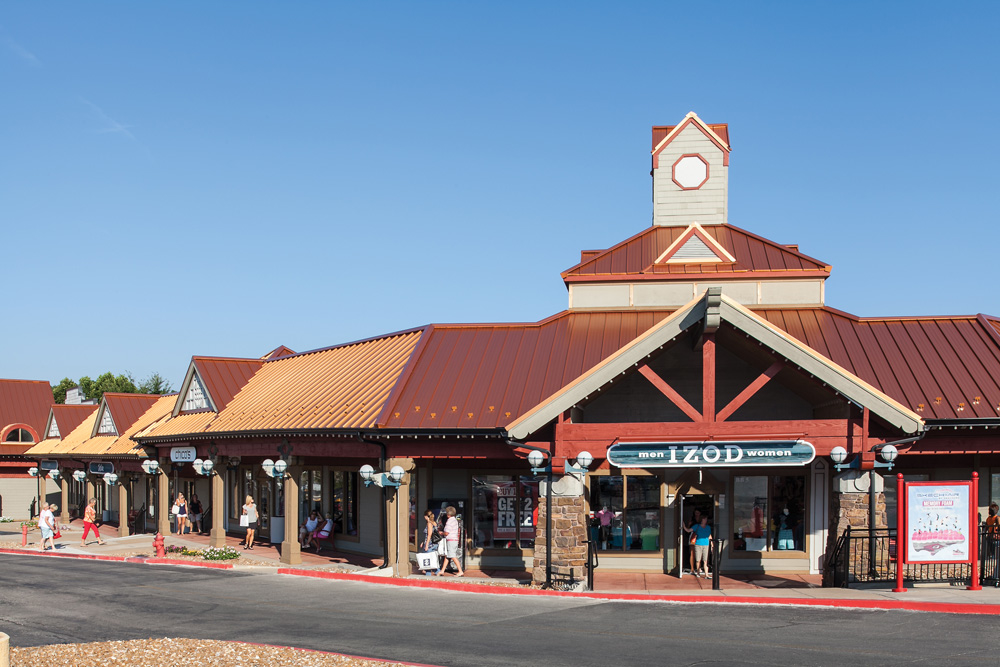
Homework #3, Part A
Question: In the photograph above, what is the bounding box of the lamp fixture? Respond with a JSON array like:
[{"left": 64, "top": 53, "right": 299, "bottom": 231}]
[
  {"left": 830, "top": 444, "right": 899, "bottom": 472},
  {"left": 141, "top": 459, "right": 160, "bottom": 475},
  {"left": 72, "top": 470, "right": 87, "bottom": 483},
  {"left": 103, "top": 472, "right": 119, "bottom": 487},
  {"left": 359, "top": 463, "right": 404, "bottom": 488}
]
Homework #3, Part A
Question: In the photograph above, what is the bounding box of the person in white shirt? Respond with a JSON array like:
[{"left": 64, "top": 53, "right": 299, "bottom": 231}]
[
  {"left": 38, "top": 502, "right": 56, "bottom": 551},
  {"left": 299, "top": 510, "right": 320, "bottom": 548}
]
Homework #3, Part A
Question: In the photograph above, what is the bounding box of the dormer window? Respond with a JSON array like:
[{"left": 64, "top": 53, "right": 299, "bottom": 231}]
[
  {"left": 97, "top": 408, "right": 117, "bottom": 436},
  {"left": 46, "top": 418, "right": 60, "bottom": 439},
  {"left": 182, "top": 372, "right": 210, "bottom": 411}
]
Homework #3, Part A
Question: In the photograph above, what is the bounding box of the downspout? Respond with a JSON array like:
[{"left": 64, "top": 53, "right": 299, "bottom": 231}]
[{"left": 358, "top": 433, "right": 390, "bottom": 569}]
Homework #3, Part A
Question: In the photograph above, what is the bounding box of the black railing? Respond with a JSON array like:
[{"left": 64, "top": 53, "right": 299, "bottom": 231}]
[
  {"left": 829, "top": 525, "right": 1000, "bottom": 588},
  {"left": 584, "top": 536, "right": 598, "bottom": 591}
]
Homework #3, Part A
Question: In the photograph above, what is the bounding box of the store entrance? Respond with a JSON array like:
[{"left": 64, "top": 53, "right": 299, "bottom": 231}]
[{"left": 677, "top": 493, "right": 715, "bottom": 578}]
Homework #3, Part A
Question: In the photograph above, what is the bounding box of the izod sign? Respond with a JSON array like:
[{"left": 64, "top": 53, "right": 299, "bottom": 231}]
[
  {"left": 170, "top": 446, "right": 197, "bottom": 463},
  {"left": 607, "top": 440, "right": 816, "bottom": 468}
]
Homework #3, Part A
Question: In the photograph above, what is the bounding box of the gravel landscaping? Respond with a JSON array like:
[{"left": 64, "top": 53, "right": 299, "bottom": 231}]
[{"left": 10, "top": 638, "right": 416, "bottom": 666}]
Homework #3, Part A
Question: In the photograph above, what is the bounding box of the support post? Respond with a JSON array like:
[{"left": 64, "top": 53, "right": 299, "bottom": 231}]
[
  {"left": 546, "top": 465, "right": 553, "bottom": 589},
  {"left": 969, "top": 472, "right": 982, "bottom": 590},
  {"left": 118, "top": 481, "right": 129, "bottom": 537},
  {"left": 893, "top": 473, "right": 906, "bottom": 592},
  {"left": 157, "top": 460, "right": 171, "bottom": 535},
  {"left": 209, "top": 465, "right": 226, "bottom": 548},
  {"left": 280, "top": 466, "right": 301, "bottom": 565},
  {"left": 386, "top": 458, "right": 416, "bottom": 577},
  {"left": 59, "top": 474, "right": 69, "bottom": 525}
]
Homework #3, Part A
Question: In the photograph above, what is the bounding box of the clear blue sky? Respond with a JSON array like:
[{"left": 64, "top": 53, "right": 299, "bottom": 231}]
[{"left": 2, "top": 3, "right": 998, "bottom": 390}]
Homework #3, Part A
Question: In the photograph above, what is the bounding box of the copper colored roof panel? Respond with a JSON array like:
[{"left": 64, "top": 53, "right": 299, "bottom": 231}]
[
  {"left": 562, "top": 224, "right": 830, "bottom": 281},
  {"left": 26, "top": 410, "right": 99, "bottom": 456},
  {"left": 193, "top": 357, "right": 264, "bottom": 412},
  {"left": 143, "top": 330, "right": 424, "bottom": 439},
  {"left": 104, "top": 394, "right": 174, "bottom": 456},
  {"left": 102, "top": 394, "right": 162, "bottom": 435},
  {"left": 0, "top": 379, "right": 53, "bottom": 441},
  {"left": 49, "top": 404, "right": 99, "bottom": 439}
]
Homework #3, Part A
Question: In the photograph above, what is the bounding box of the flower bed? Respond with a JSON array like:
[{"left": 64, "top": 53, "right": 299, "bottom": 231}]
[{"left": 163, "top": 544, "right": 241, "bottom": 561}]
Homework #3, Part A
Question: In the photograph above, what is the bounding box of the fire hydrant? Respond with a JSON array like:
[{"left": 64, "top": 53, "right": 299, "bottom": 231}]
[
  {"left": 21, "top": 524, "right": 28, "bottom": 547},
  {"left": 153, "top": 532, "right": 165, "bottom": 557}
]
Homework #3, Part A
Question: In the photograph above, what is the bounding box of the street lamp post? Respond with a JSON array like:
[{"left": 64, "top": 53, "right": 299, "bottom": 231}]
[
  {"left": 527, "top": 450, "right": 592, "bottom": 589},
  {"left": 831, "top": 445, "right": 900, "bottom": 579}
]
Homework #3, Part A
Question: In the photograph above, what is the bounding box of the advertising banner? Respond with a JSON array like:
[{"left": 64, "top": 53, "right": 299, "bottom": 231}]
[
  {"left": 607, "top": 440, "right": 815, "bottom": 468},
  {"left": 492, "top": 481, "right": 537, "bottom": 540},
  {"left": 905, "top": 481, "right": 972, "bottom": 564}
]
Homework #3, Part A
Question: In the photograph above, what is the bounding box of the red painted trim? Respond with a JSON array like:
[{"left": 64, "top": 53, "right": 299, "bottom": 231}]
[
  {"left": 652, "top": 117, "right": 730, "bottom": 169},
  {"left": 638, "top": 365, "right": 702, "bottom": 422},
  {"left": 671, "top": 153, "right": 710, "bottom": 190},
  {"left": 703, "top": 335, "right": 715, "bottom": 422},
  {"left": 718, "top": 361, "right": 784, "bottom": 422},
  {"left": 563, "top": 271, "right": 832, "bottom": 283},
  {"left": 276, "top": 569, "right": 1000, "bottom": 615}
]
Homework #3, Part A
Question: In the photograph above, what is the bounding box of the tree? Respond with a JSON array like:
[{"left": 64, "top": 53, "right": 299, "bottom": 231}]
[
  {"left": 52, "top": 377, "right": 77, "bottom": 404},
  {"left": 138, "top": 372, "right": 174, "bottom": 395},
  {"left": 78, "top": 372, "right": 139, "bottom": 402}
]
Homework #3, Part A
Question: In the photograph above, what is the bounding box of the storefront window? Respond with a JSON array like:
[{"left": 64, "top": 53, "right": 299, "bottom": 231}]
[
  {"left": 331, "top": 470, "right": 358, "bottom": 537},
  {"left": 590, "top": 474, "right": 663, "bottom": 552},
  {"left": 627, "top": 476, "right": 660, "bottom": 551},
  {"left": 472, "top": 475, "right": 536, "bottom": 550},
  {"left": 732, "top": 474, "right": 805, "bottom": 552}
]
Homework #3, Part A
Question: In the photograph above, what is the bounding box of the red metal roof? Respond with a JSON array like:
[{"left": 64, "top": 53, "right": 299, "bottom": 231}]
[
  {"left": 102, "top": 394, "right": 162, "bottom": 434},
  {"left": 757, "top": 309, "right": 1000, "bottom": 420},
  {"left": 382, "top": 312, "right": 673, "bottom": 429},
  {"left": 562, "top": 224, "right": 831, "bottom": 282},
  {"left": 0, "top": 379, "right": 53, "bottom": 441},
  {"left": 50, "top": 404, "right": 98, "bottom": 438},
  {"left": 379, "top": 307, "right": 1000, "bottom": 430},
  {"left": 653, "top": 122, "right": 730, "bottom": 149},
  {"left": 193, "top": 357, "right": 264, "bottom": 412}
]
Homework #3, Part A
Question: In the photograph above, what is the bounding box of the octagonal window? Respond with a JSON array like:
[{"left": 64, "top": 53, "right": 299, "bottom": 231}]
[{"left": 671, "top": 154, "right": 710, "bottom": 190}]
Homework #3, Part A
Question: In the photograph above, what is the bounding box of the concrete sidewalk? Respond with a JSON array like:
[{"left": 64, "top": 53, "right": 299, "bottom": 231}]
[{"left": 5, "top": 524, "right": 1000, "bottom": 613}]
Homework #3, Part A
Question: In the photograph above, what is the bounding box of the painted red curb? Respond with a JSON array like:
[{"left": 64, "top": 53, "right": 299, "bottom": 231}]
[
  {"left": 0, "top": 547, "right": 127, "bottom": 563},
  {"left": 276, "top": 568, "right": 1000, "bottom": 616},
  {"left": 235, "top": 640, "right": 442, "bottom": 666}
]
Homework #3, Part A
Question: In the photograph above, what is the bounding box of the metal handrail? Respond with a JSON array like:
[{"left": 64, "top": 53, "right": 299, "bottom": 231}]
[{"left": 584, "top": 536, "right": 599, "bottom": 591}]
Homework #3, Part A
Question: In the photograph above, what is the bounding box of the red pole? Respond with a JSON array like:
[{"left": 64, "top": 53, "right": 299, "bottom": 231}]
[
  {"left": 892, "top": 473, "right": 906, "bottom": 592},
  {"left": 968, "top": 472, "right": 982, "bottom": 590}
]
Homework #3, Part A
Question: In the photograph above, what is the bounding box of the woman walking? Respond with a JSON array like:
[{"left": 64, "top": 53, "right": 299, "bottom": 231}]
[
  {"left": 80, "top": 498, "right": 106, "bottom": 547},
  {"left": 422, "top": 509, "right": 442, "bottom": 575},
  {"left": 242, "top": 495, "right": 258, "bottom": 549},
  {"left": 440, "top": 506, "right": 464, "bottom": 577},
  {"left": 39, "top": 502, "right": 56, "bottom": 551},
  {"left": 174, "top": 493, "right": 188, "bottom": 535}
]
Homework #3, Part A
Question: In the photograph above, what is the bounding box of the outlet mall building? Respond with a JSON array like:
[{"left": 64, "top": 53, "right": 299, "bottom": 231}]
[{"left": 20, "top": 113, "right": 1000, "bottom": 581}]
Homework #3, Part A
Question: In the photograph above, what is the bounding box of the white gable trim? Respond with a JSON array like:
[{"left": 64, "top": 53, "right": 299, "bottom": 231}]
[
  {"left": 92, "top": 401, "right": 118, "bottom": 437},
  {"left": 45, "top": 410, "right": 59, "bottom": 439},
  {"left": 173, "top": 361, "right": 218, "bottom": 416},
  {"left": 654, "top": 223, "right": 736, "bottom": 264},
  {"left": 652, "top": 112, "right": 730, "bottom": 156},
  {"left": 506, "top": 289, "right": 923, "bottom": 440}
]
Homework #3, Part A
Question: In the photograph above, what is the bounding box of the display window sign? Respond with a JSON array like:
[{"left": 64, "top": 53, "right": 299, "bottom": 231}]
[
  {"left": 39, "top": 460, "right": 58, "bottom": 471},
  {"left": 89, "top": 461, "right": 114, "bottom": 475},
  {"left": 905, "top": 481, "right": 972, "bottom": 564},
  {"left": 170, "top": 446, "right": 197, "bottom": 463},
  {"left": 493, "top": 481, "right": 536, "bottom": 540},
  {"left": 607, "top": 440, "right": 815, "bottom": 468}
]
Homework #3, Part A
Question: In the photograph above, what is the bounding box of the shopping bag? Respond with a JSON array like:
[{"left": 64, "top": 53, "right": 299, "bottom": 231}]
[
  {"left": 416, "top": 551, "right": 440, "bottom": 571},
  {"left": 171, "top": 504, "right": 180, "bottom": 515},
  {"left": 437, "top": 539, "right": 447, "bottom": 555},
  {"left": 240, "top": 515, "right": 250, "bottom": 527}
]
